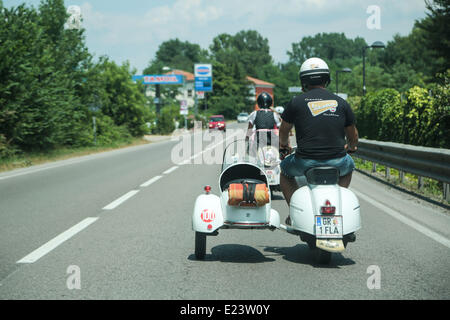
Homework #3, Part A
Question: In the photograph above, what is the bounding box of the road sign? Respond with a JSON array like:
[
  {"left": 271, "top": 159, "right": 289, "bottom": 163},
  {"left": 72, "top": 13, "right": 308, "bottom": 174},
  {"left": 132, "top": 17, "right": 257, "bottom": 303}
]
[
  {"left": 132, "top": 75, "right": 183, "bottom": 85},
  {"left": 180, "top": 100, "right": 188, "bottom": 115},
  {"left": 194, "top": 64, "right": 213, "bottom": 92},
  {"left": 288, "top": 87, "right": 303, "bottom": 93},
  {"left": 196, "top": 91, "right": 205, "bottom": 99}
]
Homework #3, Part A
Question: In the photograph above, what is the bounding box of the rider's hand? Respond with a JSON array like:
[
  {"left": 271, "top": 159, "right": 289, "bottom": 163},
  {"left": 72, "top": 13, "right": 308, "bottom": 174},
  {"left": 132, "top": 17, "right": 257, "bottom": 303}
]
[
  {"left": 345, "top": 144, "right": 357, "bottom": 154},
  {"left": 279, "top": 144, "right": 292, "bottom": 160}
]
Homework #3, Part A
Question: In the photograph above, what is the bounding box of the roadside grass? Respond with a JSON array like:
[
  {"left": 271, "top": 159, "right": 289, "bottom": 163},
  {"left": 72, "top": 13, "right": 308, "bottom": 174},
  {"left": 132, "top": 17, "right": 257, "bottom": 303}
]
[
  {"left": 353, "top": 157, "right": 449, "bottom": 205},
  {"left": 0, "top": 138, "right": 151, "bottom": 173}
]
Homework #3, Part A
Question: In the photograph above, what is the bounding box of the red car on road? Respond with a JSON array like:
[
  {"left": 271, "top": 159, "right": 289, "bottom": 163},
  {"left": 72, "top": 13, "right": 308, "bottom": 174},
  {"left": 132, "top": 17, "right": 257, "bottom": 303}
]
[{"left": 209, "top": 115, "right": 226, "bottom": 132}]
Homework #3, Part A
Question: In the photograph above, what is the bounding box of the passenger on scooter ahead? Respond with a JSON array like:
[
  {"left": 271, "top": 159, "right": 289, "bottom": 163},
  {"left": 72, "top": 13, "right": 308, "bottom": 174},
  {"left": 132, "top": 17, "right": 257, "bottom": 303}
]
[
  {"left": 246, "top": 92, "right": 281, "bottom": 149},
  {"left": 278, "top": 57, "right": 359, "bottom": 211}
]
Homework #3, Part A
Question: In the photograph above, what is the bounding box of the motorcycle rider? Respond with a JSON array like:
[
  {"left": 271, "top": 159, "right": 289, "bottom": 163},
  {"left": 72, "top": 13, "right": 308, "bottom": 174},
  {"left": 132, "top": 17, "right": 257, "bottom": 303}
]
[
  {"left": 246, "top": 92, "right": 281, "bottom": 150},
  {"left": 279, "top": 58, "right": 359, "bottom": 216}
]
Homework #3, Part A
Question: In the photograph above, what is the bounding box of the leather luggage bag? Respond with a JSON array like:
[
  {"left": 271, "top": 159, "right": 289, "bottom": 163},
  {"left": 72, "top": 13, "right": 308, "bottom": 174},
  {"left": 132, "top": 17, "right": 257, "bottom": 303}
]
[{"left": 228, "top": 182, "right": 269, "bottom": 207}]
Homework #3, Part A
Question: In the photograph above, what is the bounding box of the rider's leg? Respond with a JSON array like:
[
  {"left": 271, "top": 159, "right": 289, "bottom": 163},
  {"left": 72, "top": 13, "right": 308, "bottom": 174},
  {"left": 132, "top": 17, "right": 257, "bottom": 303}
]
[
  {"left": 280, "top": 173, "right": 298, "bottom": 206},
  {"left": 338, "top": 172, "right": 353, "bottom": 188}
]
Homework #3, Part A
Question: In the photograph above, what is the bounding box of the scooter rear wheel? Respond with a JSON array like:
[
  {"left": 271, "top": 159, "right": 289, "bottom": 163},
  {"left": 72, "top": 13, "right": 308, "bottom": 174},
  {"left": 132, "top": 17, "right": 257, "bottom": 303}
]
[{"left": 195, "top": 232, "right": 206, "bottom": 260}]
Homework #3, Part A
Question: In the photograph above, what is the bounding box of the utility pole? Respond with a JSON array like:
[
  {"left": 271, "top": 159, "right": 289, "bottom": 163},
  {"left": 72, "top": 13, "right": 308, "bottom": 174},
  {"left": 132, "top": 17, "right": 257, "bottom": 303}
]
[{"left": 155, "top": 84, "right": 161, "bottom": 114}]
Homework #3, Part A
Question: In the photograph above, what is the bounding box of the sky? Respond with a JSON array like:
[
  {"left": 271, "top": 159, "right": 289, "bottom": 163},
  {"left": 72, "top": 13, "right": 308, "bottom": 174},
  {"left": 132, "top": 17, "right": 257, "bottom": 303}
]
[{"left": 5, "top": 0, "right": 429, "bottom": 74}]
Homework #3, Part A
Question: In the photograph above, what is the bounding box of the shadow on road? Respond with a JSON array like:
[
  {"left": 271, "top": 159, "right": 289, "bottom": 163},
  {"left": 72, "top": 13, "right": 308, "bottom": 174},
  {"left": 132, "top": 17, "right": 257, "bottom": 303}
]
[
  {"left": 188, "top": 244, "right": 276, "bottom": 263},
  {"left": 263, "top": 244, "right": 356, "bottom": 268}
]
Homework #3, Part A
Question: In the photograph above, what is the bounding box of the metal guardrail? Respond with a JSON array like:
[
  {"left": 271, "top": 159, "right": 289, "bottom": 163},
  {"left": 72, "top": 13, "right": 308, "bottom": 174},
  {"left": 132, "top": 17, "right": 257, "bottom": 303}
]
[{"left": 353, "top": 139, "right": 450, "bottom": 201}]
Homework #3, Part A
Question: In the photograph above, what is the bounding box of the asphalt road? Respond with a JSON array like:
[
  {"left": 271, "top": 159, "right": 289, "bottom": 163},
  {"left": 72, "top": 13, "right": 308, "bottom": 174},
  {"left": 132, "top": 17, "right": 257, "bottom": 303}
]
[{"left": 1, "top": 122, "right": 449, "bottom": 300}]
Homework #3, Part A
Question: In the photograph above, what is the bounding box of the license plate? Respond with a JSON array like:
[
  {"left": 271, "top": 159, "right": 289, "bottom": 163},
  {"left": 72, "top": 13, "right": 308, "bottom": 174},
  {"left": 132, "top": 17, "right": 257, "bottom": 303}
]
[{"left": 315, "top": 215, "right": 343, "bottom": 239}]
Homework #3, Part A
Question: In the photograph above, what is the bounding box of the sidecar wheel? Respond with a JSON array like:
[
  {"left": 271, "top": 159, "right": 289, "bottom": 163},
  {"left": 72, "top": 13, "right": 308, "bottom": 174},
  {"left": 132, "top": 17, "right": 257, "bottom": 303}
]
[
  {"left": 314, "top": 248, "right": 332, "bottom": 265},
  {"left": 195, "top": 232, "right": 206, "bottom": 260}
]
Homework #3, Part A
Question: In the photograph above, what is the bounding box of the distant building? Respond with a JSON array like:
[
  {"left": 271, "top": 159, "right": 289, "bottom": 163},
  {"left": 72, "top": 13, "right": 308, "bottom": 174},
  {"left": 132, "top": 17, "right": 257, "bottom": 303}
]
[{"left": 246, "top": 76, "right": 275, "bottom": 110}]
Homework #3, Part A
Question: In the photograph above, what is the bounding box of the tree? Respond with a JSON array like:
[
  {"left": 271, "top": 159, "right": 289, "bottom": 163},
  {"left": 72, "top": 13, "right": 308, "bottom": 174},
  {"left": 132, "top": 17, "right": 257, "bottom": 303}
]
[
  {"left": 94, "top": 58, "right": 149, "bottom": 137},
  {"left": 415, "top": 0, "right": 450, "bottom": 75},
  {"left": 210, "top": 30, "right": 272, "bottom": 78},
  {"left": 287, "top": 33, "right": 367, "bottom": 70},
  {"left": 0, "top": 3, "right": 89, "bottom": 151},
  {"left": 144, "top": 38, "right": 209, "bottom": 74},
  {"left": 207, "top": 61, "right": 251, "bottom": 118}
]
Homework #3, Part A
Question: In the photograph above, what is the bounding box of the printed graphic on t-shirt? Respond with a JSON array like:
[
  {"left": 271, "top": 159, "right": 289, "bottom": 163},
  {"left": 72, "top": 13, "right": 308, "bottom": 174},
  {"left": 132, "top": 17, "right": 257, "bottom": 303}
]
[{"left": 307, "top": 100, "right": 338, "bottom": 117}]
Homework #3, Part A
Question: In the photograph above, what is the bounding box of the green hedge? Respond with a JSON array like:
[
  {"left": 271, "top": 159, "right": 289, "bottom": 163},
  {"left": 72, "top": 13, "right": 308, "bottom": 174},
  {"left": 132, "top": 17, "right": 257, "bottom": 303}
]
[{"left": 354, "top": 74, "right": 449, "bottom": 149}]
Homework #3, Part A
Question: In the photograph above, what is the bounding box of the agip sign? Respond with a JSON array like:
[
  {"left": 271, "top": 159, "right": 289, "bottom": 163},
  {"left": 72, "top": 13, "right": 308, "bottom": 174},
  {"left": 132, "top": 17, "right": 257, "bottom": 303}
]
[
  {"left": 194, "top": 64, "right": 213, "bottom": 92},
  {"left": 132, "top": 75, "right": 183, "bottom": 85}
]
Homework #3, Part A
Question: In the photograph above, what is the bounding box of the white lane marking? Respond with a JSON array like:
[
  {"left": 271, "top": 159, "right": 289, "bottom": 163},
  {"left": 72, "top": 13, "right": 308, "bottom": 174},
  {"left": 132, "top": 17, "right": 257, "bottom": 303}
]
[
  {"left": 17, "top": 217, "right": 99, "bottom": 264},
  {"left": 163, "top": 166, "right": 178, "bottom": 175},
  {"left": 102, "top": 190, "right": 140, "bottom": 210},
  {"left": 140, "top": 175, "right": 162, "bottom": 187},
  {"left": 354, "top": 190, "right": 450, "bottom": 249}
]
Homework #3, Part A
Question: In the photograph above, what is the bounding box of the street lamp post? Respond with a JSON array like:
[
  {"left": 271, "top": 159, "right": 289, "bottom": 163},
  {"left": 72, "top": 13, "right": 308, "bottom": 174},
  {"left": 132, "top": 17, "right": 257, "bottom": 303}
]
[
  {"left": 362, "top": 41, "right": 385, "bottom": 95},
  {"left": 336, "top": 68, "right": 352, "bottom": 94}
]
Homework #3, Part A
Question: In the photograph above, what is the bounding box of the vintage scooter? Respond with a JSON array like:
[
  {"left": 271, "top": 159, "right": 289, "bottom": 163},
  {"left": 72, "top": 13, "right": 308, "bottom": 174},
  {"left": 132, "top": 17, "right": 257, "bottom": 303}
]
[
  {"left": 279, "top": 150, "right": 362, "bottom": 264},
  {"left": 192, "top": 140, "right": 280, "bottom": 260}
]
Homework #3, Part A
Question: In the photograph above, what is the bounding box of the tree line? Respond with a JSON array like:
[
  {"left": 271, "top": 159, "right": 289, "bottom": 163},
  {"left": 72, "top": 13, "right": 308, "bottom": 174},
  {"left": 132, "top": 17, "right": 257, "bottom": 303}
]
[
  {"left": 0, "top": 0, "right": 152, "bottom": 159},
  {"left": 0, "top": 0, "right": 448, "bottom": 159}
]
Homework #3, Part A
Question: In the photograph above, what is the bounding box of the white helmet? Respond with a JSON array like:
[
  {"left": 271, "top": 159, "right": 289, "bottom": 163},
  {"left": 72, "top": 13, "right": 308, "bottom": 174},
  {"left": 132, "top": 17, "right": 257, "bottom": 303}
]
[{"left": 299, "top": 57, "right": 331, "bottom": 89}]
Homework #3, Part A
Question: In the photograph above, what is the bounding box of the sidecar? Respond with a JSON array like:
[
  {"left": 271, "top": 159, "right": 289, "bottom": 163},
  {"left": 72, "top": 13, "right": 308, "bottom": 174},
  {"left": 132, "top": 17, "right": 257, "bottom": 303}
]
[{"left": 192, "top": 140, "right": 281, "bottom": 259}]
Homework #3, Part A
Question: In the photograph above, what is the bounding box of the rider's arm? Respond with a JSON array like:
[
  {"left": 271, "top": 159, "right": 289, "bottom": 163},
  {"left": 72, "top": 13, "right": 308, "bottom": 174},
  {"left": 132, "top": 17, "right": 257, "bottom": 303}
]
[
  {"left": 246, "top": 122, "right": 254, "bottom": 140},
  {"left": 279, "top": 120, "right": 294, "bottom": 149},
  {"left": 246, "top": 111, "right": 256, "bottom": 140},
  {"left": 344, "top": 125, "right": 358, "bottom": 152}
]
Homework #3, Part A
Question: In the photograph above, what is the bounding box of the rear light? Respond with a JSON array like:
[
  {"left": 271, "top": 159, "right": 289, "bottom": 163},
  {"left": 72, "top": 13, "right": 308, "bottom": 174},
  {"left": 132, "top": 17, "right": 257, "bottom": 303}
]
[
  {"left": 204, "top": 185, "right": 211, "bottom": 194},
  {"left": 320, "top": 199, "right": 336, "bottom": 214}
]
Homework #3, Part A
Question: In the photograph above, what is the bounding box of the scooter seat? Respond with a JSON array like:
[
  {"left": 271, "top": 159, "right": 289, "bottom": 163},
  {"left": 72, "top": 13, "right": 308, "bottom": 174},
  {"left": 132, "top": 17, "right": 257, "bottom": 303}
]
[{"left": 305, "top": 167, "right": 339, "bottom": 185}]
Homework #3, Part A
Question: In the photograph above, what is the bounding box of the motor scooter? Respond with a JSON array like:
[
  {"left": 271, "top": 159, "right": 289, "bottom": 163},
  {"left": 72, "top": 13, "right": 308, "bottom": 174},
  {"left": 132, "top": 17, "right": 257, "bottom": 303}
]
[{"left": 279, "top": 151, "right": 361, "bottom": 264}]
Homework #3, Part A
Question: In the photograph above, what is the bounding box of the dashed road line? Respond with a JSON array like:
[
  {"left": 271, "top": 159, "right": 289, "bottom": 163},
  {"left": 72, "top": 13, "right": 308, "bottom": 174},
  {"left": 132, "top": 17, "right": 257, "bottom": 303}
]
[
  {"left": 140, "top": 175, "right": 163, "bottom": 187},
  {"left": 17, "top": 217, "right": 99, "bottom": 264},
  {"left": 163, "top": 166, "right": 179, "bottom": 175},
  {"left": 103, "top": 190, "right": 140, "bottom": 210}
]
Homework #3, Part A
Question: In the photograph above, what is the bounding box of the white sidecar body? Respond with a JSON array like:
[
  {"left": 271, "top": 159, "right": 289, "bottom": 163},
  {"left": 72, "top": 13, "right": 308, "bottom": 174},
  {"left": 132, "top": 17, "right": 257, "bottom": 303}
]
[{"left": 192, "top": 140, "right": 280, "bottom": 235}]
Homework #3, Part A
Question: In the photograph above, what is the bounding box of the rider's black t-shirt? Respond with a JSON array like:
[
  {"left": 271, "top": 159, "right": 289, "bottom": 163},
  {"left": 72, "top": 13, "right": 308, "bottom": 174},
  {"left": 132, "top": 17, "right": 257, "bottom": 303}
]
[{"left": 281, "top": 88, "right": 355, "bottom": 160}]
